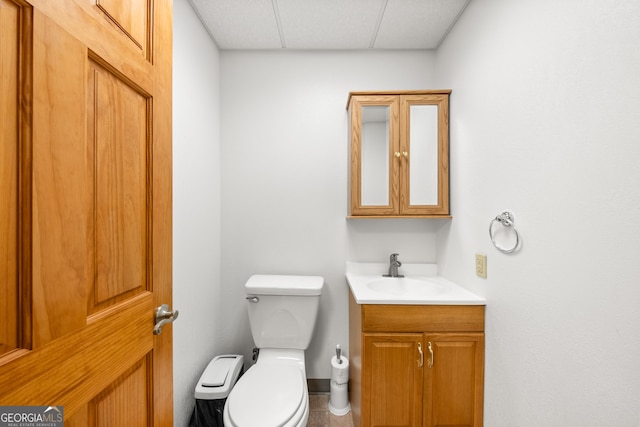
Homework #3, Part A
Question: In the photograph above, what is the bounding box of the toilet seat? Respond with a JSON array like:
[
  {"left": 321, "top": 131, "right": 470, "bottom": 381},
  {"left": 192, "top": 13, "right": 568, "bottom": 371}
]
[{"left": 227, "top": 364, "right": 306, "bottom": 426}]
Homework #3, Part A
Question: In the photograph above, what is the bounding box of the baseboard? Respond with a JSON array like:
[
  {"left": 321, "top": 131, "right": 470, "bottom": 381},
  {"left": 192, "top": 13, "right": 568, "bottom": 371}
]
[{"left": 307, "top": 378, "right": 330, "bottom": 393}]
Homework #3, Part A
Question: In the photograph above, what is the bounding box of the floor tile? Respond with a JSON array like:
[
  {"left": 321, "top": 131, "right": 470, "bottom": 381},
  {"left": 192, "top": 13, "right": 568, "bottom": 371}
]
[{"left": 307, "top": 393, "right": 353, "bottom": 427}]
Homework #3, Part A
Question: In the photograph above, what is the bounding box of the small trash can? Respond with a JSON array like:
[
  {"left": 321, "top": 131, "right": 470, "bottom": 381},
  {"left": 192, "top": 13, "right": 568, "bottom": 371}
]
[{"left": 189, "top": 354, "right": 244, "bottom": 427}]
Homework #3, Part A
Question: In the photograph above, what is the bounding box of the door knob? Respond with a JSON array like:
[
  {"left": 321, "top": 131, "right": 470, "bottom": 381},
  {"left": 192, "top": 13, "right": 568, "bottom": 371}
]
[{"left": 154, "top": 304, "right": 179, "bottom": 335}]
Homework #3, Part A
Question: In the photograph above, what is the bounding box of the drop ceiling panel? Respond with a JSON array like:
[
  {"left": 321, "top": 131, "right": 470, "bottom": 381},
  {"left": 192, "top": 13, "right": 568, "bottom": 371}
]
[
  {"left": 188, "top": 0, "right": 471, "bottom": 50},
  {"left": 277, "top": 0, "right": 386, "bottom": 49},
  {"left": 190, "top": 0, "right": 282, "bottom": 49},
  {"left": 374, "top": 0, "right": 470, "bottom": 49}
]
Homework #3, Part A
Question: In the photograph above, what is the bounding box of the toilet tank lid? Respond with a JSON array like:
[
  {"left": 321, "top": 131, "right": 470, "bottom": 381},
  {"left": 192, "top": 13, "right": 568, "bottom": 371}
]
[{"left": 245, "top": 274, "right": 324, "bottom": 296}]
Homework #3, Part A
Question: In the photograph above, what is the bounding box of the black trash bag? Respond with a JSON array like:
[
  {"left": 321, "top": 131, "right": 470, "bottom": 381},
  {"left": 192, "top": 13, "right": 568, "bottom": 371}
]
[{"left": 188, "top": 398, "right": 226, "bottom": 427}]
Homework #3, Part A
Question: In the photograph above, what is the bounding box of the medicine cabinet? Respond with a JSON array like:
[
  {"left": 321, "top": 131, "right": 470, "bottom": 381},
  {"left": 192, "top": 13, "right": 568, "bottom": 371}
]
[{"left": 347, "top": 90, "right": 450, "bottom": 217}]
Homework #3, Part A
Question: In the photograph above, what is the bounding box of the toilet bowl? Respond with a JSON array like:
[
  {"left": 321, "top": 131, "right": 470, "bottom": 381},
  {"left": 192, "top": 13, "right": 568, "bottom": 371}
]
[
  {"left": 223, "top": 275, "right": 323, "bottom": 427},
  {"left": 223, "top": 349, "right": 309, "bottom": 427}
]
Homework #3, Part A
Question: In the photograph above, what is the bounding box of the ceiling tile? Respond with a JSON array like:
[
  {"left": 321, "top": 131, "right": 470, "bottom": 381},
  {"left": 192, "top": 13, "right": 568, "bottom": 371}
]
[
  {"left": 190, "top": 0, "right": 283, "bottom": 49},
  {"left": 374, "top": 0, "right": 470, "bottom": 49},
  {"left": 277, "top": 0, "right": 387, "bottom": 49},
  {"left": 187, "top": 0, "right": 471, "bottom": 50}
]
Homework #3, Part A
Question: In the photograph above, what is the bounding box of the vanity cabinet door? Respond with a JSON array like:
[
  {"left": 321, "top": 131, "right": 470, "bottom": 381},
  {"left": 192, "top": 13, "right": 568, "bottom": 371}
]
[
  {"left": 347, "top": 90, "right": 450, "bottom": 218},
  {"left": 423, "top": 334, "right": 485, "bottom": 427},
  {"left": 363, "top": 333, "right": 424, "bottom": 427}
]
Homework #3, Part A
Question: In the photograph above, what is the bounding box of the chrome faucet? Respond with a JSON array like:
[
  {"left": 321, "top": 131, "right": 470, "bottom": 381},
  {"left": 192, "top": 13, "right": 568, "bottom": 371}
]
[{"left": 383, "top": 253, "right": 404, "bottom": 278}]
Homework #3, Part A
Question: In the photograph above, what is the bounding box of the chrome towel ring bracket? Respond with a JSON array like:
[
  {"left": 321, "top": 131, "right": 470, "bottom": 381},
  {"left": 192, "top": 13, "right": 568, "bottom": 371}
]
[{"left": 489, "top": 210, "right": 520, "bottom": 254}]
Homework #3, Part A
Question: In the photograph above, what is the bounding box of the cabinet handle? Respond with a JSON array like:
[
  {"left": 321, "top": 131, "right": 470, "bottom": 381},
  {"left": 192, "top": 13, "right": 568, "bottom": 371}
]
[
  {"left": 417, "top": 342, "right": 424, "bottom": 368},
  {"left": 394, "top": 151, "right": 401, "bottom": 158},
  {"left": 427, "top": 341, "right": 434, "bottom": 368},
  {"left": 402, "top": 151, "right": 408, "bottom": 158}
]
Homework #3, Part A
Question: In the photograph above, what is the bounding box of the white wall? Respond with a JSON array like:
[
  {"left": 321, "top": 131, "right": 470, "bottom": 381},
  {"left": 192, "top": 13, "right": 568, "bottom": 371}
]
[
  {"left": 434, "top": 1, "right": 640, "bottom": 425},
  {"left": 219, "top": 50, "right": 441, "bottom": 378},
  {"left": 173, "top": 1, "right": 222, "bottom": 425}
]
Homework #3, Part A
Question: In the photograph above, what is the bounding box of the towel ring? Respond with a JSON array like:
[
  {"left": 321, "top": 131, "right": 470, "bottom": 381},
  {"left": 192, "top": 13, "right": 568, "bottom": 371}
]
[{"left": 489, "top": 211, "right": 520, "bottom": 253}]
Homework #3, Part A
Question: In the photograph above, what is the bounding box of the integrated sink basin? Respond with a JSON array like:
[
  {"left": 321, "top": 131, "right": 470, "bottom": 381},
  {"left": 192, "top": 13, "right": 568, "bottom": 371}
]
[
  {"left": 366, "top": 277, "right": 445, "bottom": 296},
  {"left": 346, "top": 262, "right": 485, "bottom": 305}
]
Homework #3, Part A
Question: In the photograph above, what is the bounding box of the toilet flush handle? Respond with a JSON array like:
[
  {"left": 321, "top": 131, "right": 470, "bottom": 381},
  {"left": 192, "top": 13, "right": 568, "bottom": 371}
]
[{"left": 246, "top": 296, "right": 259, "bottom": 303}]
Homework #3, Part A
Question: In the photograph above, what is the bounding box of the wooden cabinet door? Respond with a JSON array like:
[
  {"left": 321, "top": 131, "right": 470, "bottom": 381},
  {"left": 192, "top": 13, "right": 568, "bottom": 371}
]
[
  {"left": 363, "top": 333, "right": 424, "bottom": 427},
  {"left": 423, "top": 334, "right": 485, "bottom": 427},
  {"left": 399, "top": 94, "right": 450, "bottom": 216},
  {"left": 349, "top": 95, "right": 400, "bottom": 216},
  {"left": 0, "top": 0, "right": 173, "bottom": 425}
]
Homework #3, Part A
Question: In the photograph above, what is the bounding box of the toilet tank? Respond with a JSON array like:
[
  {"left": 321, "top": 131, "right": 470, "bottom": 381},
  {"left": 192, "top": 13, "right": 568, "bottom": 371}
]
[{"left": 245, "top": 275, "right": 324, "bottom": 350}]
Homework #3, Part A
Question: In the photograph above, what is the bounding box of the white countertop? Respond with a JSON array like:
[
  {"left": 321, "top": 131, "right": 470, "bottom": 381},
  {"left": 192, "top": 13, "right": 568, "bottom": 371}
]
[{"left": 346, "top": 262, "right": 486, "bottom": 305}]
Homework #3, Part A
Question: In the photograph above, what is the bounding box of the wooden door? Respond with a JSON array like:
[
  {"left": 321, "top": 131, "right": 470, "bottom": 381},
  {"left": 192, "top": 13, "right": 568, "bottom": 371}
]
[
  {"left": 0, "top": 0, "right": 173, "bottom": 425},
  {"left": 423, "top": 334, "right": 485, "bottom": 427},
  {"left": 363, "top": 333, "right": 423, "bottom": 427}
]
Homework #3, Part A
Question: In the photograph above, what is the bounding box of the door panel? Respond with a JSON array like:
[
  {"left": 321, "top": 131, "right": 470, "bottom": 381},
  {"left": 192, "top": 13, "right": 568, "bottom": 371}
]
[
  {"left": 89, "top": 57, "right": 149, "bottom": 310},
  {"left": 96, "top": 0, "right": 149, "bottom": 54},
  {"left": 0, "top": 0, "right": 173, "bottom": 425},
  {"left": 91, "top": 354, "right": 152, "bottom": 426}
]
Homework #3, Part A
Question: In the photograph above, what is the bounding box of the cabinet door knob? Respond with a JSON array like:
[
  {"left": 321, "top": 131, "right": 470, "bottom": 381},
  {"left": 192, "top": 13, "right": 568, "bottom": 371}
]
[
  {"left": 427, "top": 341, "right": 434, "bottom": 368},
  {"left": 402, "top": 151, "right": 408, "bottom": 158},
  {"left": 394, "top": 151, "right": 401, "bottom": 158},
  {"left": 417, "top": 342, "right": 424, "bottom": 368}
]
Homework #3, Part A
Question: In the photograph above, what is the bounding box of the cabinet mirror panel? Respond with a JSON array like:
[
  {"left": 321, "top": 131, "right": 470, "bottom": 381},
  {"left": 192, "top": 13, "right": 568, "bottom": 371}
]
[
  {"left": 408, "top": 104, "right": 438, "bottom": 206},
  {"left": 361, "top": 106, "right": 390, "bottom": 206}
]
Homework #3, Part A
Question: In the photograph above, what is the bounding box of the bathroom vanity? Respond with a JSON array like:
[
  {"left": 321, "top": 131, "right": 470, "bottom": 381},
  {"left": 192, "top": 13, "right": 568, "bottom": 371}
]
[
  {"left": 347, "top": 90, "right": 450, "bottom": 218},
  {"left": 346, "top": 263, "right": 485, "bottom": 427}
]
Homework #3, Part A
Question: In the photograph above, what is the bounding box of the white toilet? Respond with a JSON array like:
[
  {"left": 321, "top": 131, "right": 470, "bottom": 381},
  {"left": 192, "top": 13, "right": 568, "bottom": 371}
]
[{"left": 223, "top": 274, "right": 324, "bottom": 427}]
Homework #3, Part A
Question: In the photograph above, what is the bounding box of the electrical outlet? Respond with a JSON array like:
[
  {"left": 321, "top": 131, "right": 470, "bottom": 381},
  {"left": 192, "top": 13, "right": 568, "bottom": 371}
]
[{"left": 475, "top": 254, "right": 487, "bottom": 278}]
